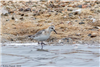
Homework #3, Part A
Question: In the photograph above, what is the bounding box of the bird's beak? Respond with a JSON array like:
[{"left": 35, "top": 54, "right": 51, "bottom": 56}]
[{"left": 53, "top": 29, "right": 57, "bottom": 34}]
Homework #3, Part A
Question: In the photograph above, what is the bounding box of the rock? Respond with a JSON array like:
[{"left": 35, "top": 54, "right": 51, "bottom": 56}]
[
  {"left": 9, "top": 10, "right": 14, "bottom": 13},
  {"left": 60, "top": 37, "right": 73, "bottom": 44},
  {"left": 88, "top": 20, "right": 100, "bottom": 26},
  {"left": 97, "top": 10, "right": 100, "bottom": 13},
  {"left": 68, "top": 13, "right": 76, "bottom": 19},
  {"left": 78, "top": 5, "right": 82, "bottom": 8},
  {"left": 33, "top": 13, "right": 37, "bottom": 16},
  {"left": 25, "top": 14, "right": 28, "bottom": 17},
  {"left": 11, "top": 17, "right": 15, "bottom": 20},
  {"left": 79, "top": 22, "right": 85, "bottom": 24},
  {"left": 37, "top": 49, "right": 48, "bottom": 52},
  {"left": 55, "top": 12, "right": 58, "bottom": 15},
  {"left": 40, "top": 0, "right": 48, "bottom": 2},
  {"left": 68, "top": 13, "right": 73, "bottom": 16},
  {"left": 67, "top": 8, "right": 73, "bottom": 11},
  {"left": 21, "top": 14, "right": 24, "bottom": 16},
  {"left": 2, "top": 13, "right": 8, "bottom": 16},
  {"left": 1, "top": 6, "right": 9, "bottom": 16},
  {"left": 6, "top": 19, "right": 9, "bottom": 21},
  {"left": 61, "top": 4, "right": 65, "bottom": 7},
  {"left": 72, "top": 9, "right": 82, "bottom": 15},
  {"left": 24, "top": 8, "right": 31, "bottom": 12},
  {"left": 89, "top": 32, "right": 98, "bottom": 38},
  {"left": 88, "top": 34, "right": 91, "bottom": 36},
  {"left": 19, "top": 8, "right": 23, "bottom": 11},
  {"left": 91, "top": 32, "right": 97, "bottom": 38},
  {"left": 44, "top": 13, "right": 51, "bottom": 17},
  {"left": 11, "top": 38, "right": 13, "bottom": 41},
  {"left": 20, "top": 17, "right": 24, "bottom": 20},
  {"left": 82, "top": 5, "right": 87, "bottom": 8},
  {"left": 75, "top": 33, "right": 81, "bottom": 36}
]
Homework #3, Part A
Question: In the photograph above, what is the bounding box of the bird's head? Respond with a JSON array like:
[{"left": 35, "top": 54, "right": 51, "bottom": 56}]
[{"left": 49, "top": 25, "right": 57, "bottom": 34}]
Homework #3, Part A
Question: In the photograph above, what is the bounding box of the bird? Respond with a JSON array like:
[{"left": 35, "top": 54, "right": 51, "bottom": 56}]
[{"left": 28, "top": 25, "right": 57, "bottom": 49}]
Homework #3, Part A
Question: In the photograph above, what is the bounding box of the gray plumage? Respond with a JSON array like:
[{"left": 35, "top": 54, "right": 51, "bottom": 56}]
[
  {"left": 28, "top": 25, "right": 57, "bottom": 49},
  {"left": 28, "top": 29, "right": 45, "bottom": 39}
]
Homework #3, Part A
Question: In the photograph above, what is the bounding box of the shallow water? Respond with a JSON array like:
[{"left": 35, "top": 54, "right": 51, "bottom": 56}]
[{"left": 1, "top": 43, "right": 100, "bottom": 67}]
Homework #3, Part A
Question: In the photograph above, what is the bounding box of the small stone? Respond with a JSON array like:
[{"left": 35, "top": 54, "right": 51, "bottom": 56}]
[
  {"left": 20, "top": 17, "right": 24, "bottom": 20},
  {"left": 12, "top": 17, "right": 15, "bottom": 20},
  {"left": 11, "top": 38, "right": 13, "bottom": 41},
  {"left": 1, "top": 7, "right": 9, "bottom": 15},
  {"left": 55, "top": 12, "right": 58, "bottom": 15},
  {"left": 9, "top": 11, "right": 14, "bottom": 13},
  {"left": 32, "top": 9, "right": 35, "bottom": 11},
  {"left": 21, "top": 14, "right": 24, "bottom": 16},
  {"left": 24, "top": 8, "right": 31, "bottom": 12},
  {"left": 61, "top": 4, "right": 65, "bottom": 7},
  {"left": 91, "top": 33, "right": 97, "bottom": 38},
  {"left": 67, "top": 9, "right": 73, "bottom": 11},
  {"left": 2, "top": 13, "right": 8, "bottom": 16},
  {"left": 44, "top": 13, "right": 51, "bottom": 17},
  {"left": 40, "top": 0, "right": 48, "bottom": 2},
  {"left": 37, "top": 49, "right": 48, "bottom": 52},
  {"left": 72, "top": 9, "right": 81, "bottom": 15},
  {"left": 76, "top": 33, "right": 81, "bottom": 36},
  {"left": 75, "top": 20, "right": 78, "bottom": 22},
  {"left": 19, "top": 8, "right": 23, "bottom": 11},
  {"left": 25, "top": 14, "right": 28, "bottom": 17},
  {"left": 33, "top": 13, "right": 37, "bottom": 16},
  {"left": 88, "top": 34, "right": 91, "bottom": 36},
  {"left": 78, "top": 5, "right": 82, "bottom": 8},
  {"left": 68, "top": 13, "right": 73, "bottom": 16},
  {"left": 82, "top": 5, "right": 87, "bottom": 8},
  {"left": 6, "top": 19, "right": 9, "bottom": 21},
  {"left": 79, "top": 22, "right": 85, "bottom": 24}
]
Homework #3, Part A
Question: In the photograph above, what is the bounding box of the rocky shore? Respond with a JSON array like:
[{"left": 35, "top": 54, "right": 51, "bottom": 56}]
[{"left": 1, "top": 0, "right": 100, "bottom": 44}]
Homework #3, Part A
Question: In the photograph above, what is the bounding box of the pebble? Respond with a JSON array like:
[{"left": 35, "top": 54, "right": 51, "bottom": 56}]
[
  {"left": 11, "top": 38, "right": 13, "bottom": 41},
  {"left": 88, "top": 32, "right": 98, "bottom": 38},
  {"left": 19, "top": 8, "right": 23, "bottom": 11},
  {"left": 72, "top": 9, "right": 81, "bottom": 15},
  {"left": 1, "top": 6, "right": 9, "bottom": 15},
  {"left": 91, "top": 32, "right": 97, "bottom": 38},
  {"left": 44, "top": 13, "right": 51, "bottom": 17},
  {"left": 67, "top": 8, "right": 73, "bottom": 11},
  {"left": 12, "top": 17, "right": 15, "bottom": 20},
  {"left": 2, "top": 13, "right": 8, "bottom": 16},
  {"left": 79, "top": 22, "right": 85, "bottom": 24},
  {"left": 20, "top": 17, "right": 24, "bottom": 20},
  {"left": 21, "top": 14, "right": 24, "bottom": 16},
  {"left": 33, "top": 13, "right": 37, "bottom": 16},
  {"left": 24, "top": 8, "right": 31, "bottom": 12},
  {"left": 9, "top": 10, "right": 14, "bottom": 13},
  {"left": 68, "top": 13, "right": 73, "bottom": 16},
  {"left": 78, "top": 5, "right": 82, "bottom": 8},
  {"left": 75, "top": 33, "right": 81, "bottom": 36}
]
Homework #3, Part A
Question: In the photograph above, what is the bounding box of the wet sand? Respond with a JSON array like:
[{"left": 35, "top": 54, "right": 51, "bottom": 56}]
[{"left": 1, "top": 43, "right": 100, "bottom": 67}]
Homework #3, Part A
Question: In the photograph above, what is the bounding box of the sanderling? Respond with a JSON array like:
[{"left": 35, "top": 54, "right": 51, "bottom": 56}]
[{"left": 28, "top": 25, "right": 57, "bottom": 49}]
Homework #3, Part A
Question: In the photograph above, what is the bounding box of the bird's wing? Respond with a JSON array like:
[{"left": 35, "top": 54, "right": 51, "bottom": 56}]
[
  {"left": 28, "top": 29, "right": 45, "bottom": 39},
  {"left": 34, "top": 29, "right": 45, "bottom": 37}
]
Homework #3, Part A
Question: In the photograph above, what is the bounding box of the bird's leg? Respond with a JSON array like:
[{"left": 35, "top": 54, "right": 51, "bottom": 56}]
[
  {"left": 41, "top": 41, "right": 44, "bottom": 49},
  {"left": 38, "top": 42, "right": 40, "bottom": 44},
  {"left": 41, "top": 42, "right": 46, "bottom": 45}
]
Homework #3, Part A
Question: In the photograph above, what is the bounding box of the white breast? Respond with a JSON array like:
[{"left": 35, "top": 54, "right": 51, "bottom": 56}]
[{"left": 34, "top": 34, "right": 50, "bottom": 41}]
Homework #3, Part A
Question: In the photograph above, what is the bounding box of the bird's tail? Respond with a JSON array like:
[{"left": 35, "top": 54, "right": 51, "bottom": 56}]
[{"left": 28, "top": 35, "right": 35, "bottom": 40}]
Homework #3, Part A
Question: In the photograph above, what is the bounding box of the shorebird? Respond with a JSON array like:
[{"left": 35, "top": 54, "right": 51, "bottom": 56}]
[{"left": 28, "top": 25, "right": 57, "bottom": 49}]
